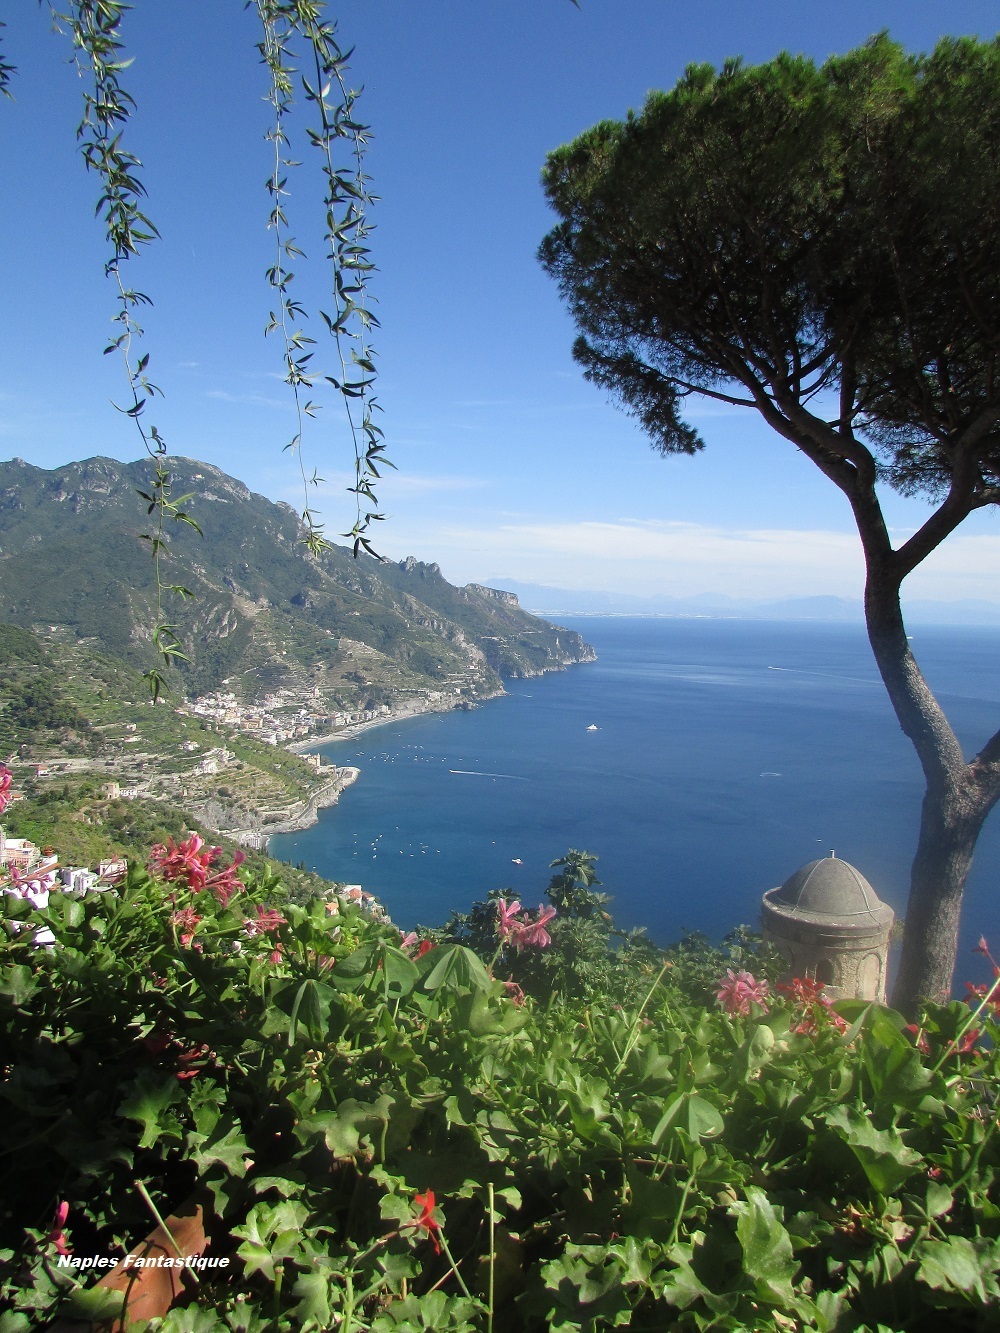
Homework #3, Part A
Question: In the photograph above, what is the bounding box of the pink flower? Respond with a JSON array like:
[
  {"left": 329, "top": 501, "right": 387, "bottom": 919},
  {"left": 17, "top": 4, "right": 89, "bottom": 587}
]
[
  {"left": 48, "top": 1201, "right": 71, "bottom": 1256},
  {"left": 170, "top": 906, "right": 202, "bottom": 947},
  {"left": 244, "top": 904, "right": 287, "bottom": 938},
  {"left": 777, "top": 976, "right": 848, "bottom": 1034},
  {"left": 0, "top": 765, "right": 12, "bottom": 813},
  {"left": 399, "top": 931, "right": 419, "bottom": 951},
  {"left": 502, "top": 979, "right": 526, "bottom": 1006},
  {"left": 496, "top": 898, "right": 522, "bottom": 940},
  {"left": 514, "top": 905, "right": 557, "bottom": 949},
  {"left": 716, "top": 969, "right": 770, "bottom": 1017}
]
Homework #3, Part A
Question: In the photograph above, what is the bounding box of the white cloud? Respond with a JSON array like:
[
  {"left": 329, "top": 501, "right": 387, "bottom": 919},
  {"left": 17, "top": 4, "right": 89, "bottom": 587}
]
[
  {"left": 377, "top": 516, "right": 1000, "bottom": 603},
  {"left": 204, "top": 389, "right": 286, "bottom": 408}
]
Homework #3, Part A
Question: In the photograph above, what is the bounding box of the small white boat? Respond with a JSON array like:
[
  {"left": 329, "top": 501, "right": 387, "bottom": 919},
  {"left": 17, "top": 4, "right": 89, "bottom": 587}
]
[
  {"left": 586, "top": 724, "right": 599, "bottom": 731},
  {"left": 511, "top": 857, "right": 523, "bottom": 865}
]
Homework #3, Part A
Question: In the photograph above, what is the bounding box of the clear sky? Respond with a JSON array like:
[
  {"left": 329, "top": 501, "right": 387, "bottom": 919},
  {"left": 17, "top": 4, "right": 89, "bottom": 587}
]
[{"left": 2, "top": 1, "right": 999, "bottom": 602}]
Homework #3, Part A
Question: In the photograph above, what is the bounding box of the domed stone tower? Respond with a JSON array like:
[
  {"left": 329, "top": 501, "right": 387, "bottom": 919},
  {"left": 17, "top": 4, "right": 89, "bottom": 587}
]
[{"left": 761, "top": 855, "right": 894, "bottom": 1002}]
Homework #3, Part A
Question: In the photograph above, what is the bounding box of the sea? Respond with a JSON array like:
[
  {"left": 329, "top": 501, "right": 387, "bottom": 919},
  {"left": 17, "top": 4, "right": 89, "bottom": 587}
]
[{"left": 271, "top": 617, "right": 1000, "bottom": 969}]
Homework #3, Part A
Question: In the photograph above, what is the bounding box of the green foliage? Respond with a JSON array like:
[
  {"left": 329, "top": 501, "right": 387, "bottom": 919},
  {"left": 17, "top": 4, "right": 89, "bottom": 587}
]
[
  {"left": 2, "top": 851, "right": 1000, "bottom": 1330},
  {"left": 2, "top": 676, "right": 89, "bottom": 738}
]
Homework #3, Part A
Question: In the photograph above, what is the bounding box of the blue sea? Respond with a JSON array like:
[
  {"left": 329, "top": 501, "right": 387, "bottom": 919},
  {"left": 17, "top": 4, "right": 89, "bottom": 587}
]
[{"left": 271, "top": 618, "right": 1000, "bottom": 964}]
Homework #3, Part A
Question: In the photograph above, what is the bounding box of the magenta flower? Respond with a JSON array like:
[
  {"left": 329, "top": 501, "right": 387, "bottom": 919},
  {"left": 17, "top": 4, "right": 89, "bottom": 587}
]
[
  {"left": 0, "top": 765, "right": 12, "bottom": 813},
  {"left": 244, "top": 904, "right": 287, "bottom": 938},
  {"left": 716, "top": 969, "right": 770, "bottom": 1017}
]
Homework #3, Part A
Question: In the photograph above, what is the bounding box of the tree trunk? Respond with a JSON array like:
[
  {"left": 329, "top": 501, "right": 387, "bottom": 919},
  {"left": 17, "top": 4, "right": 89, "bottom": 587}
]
[
  {"left": 859, "top": 550, "right": 1000, "bottom": 1015},
  {"left": 891, "top": 786, "right": 988, "bottom": 1014}
]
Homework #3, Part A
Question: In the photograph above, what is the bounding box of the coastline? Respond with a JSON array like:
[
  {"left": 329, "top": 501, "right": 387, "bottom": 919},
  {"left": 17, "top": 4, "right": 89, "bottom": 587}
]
[
  {"left": 222, "top": 767, "right": 360, "bottom": 847},
  {"left": 286, "top": 691, "right": 505, "bottom": 755}
]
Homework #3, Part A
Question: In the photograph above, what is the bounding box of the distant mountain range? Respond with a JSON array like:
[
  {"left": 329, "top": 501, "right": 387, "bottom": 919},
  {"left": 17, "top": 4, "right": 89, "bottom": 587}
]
[
  {"left": 484, "top": 581, "right": 1000, "bottom": 627},
  {"left": 0, "top": 457, "right": 594, "bottom": 704}
]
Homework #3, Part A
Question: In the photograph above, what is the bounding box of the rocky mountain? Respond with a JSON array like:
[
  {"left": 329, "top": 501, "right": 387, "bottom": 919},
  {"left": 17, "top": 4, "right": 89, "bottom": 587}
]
[{"left": 0, "top": 457, "right": 595, "bottom": 707}]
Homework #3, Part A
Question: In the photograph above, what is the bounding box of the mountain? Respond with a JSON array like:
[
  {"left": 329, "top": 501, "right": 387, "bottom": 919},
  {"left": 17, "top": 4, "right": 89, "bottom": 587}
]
[
  {"left": 0, "top": 457, "right": 595, "bottom": 706},
  {"left": 486, "top": 580, "right": 1000, "bottom": 627}
]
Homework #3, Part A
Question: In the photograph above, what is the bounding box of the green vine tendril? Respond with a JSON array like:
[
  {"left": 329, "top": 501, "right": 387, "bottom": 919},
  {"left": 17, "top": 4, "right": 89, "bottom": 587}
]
[
  {"left": 254, "top": 0, "right": 390, "bottom": 559},
  {"left": 48, "top": 0, "right": 200, "bottom": 702}
]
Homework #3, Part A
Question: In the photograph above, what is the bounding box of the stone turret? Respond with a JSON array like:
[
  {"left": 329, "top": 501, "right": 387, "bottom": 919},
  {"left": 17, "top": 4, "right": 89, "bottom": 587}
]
[{"left": 761, "top": 855, "right": 894, "bottom": 1002}]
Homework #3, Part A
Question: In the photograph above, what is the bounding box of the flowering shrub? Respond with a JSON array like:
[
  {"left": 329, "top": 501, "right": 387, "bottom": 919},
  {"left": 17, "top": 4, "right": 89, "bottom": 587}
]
[{"left": 2, "top": 859, "right": 1000, "bottom": 1330}]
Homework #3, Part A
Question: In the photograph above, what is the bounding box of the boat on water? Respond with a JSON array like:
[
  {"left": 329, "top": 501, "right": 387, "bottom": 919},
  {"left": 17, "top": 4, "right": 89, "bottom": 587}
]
[{"left": 586, "top": 724, "right": 599, "bottom": 731}]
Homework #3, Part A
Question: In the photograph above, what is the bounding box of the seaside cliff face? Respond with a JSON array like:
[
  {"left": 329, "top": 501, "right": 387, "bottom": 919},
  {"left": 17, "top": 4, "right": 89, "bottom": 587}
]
[{"left": 0, "top": 456, "right": 596, "bottom": 700}]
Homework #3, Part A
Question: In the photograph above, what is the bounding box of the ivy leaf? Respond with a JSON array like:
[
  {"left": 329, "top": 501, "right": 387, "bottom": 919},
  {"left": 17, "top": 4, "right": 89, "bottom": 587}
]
[
  {"left": 0, "top": 964, "right": 37, "bottom": 1007},
  {"left": 825, "top": 1105, "right": 923, "bottom": 1196},
  {"left": 291, "top": 1270, "right": 336, "bottom": 1327},
  {"left": 732, "top": 1186, "right": 799, "bottom": 1307},
  {"left": 296, "top": 1095, "right": 393, "bottom": 1159},
  {"left": 916, "top": 1236, "right": 1000, "bottom": 1304},
  {"left": 187, "top": 1115, "right": 251, "bottom": 1178},
  {"left": 118, "top": 1071, "right": 184, "bottom": 1148}
]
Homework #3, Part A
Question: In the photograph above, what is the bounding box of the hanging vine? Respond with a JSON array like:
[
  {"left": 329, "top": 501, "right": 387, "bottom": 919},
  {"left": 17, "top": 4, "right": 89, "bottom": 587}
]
[
  {"left": 254, "top": 0, "right": 389, "bottom": 559},
  {"left": 15, "top": 1, "right": 385, "bottom": 699},
  {"left": 47, "top": 1, "right": 200, "bottom": 702}
]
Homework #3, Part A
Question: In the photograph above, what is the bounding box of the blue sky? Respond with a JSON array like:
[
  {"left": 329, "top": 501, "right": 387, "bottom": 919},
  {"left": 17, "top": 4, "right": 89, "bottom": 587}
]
[{"left": 2, "top": 1, "right": 1000, "bottom": 602}]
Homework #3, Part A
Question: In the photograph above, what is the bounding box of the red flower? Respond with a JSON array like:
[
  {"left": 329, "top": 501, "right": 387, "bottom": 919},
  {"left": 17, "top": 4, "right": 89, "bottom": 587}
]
[
  {"left": 48, "top": 1201, "right": 71, "bottom": 1256},
  {"left": 415, "top": 939, "right": 436, "bottom": 958},
  {"left": 0, "top": 765, "right": 12, "bottom": 814},
  {"left": 777, "top": 976, "right": 827, "bottom": 1005},
  {"left": 904, "top": 1023, "right": 931, "bottom": 1055},
  {"left": 716, "top": 969, "right": 770, "bottom": 1017},
  {"left": 150, "top": 835, "right": 245, "bottom": 905},
  {"left": 244, "top": 904, "right": 287, "bottom": 938},
  {"left": 205, "top": 850, "right": 246, "bottom": 907},
  {"left": 965, "top": 979, "right": 1000, "bottom": 1017},
  {"left": 405, "top": 1191, "right": 442, "bottom": 1255}
]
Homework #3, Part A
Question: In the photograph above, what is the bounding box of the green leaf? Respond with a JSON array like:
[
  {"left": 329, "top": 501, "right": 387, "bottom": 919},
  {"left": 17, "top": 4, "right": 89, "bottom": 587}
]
[
  {"left": 118, "top": 1071, "right": 184, "bottom": 1148},
  {"left": 732, "top": 1186, "right": 799, "bottom": 1307},
  {"left": 297, "top": 1095, "right": 393, "bottom": 1159},
  {"left": 0, "top": 964, "right": 37, "bottom": 1007},
  {"left": 916, "top": 1236, "right": 1000, "bottom": 1304},
  {"left": 686, "top": 1094, "right": 725, "bottom": 1141},
  {"left": 291, "top": 1269, "right": 335, "bottom": 1326},
  {"left": 825, "top": 1105, "right": 923, "bottom": 1196},
  {"left": 63, "top": 1287, "right": 126, "bottom": 1324},
  {"left": 187, "top": 1115, "right": 251, "bottom": 1178}
]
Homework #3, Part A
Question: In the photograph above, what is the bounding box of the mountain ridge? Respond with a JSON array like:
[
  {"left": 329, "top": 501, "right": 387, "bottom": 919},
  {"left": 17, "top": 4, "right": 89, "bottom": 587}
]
[{"left": 0, "top": 456, "right": 595, "bottom": 709}]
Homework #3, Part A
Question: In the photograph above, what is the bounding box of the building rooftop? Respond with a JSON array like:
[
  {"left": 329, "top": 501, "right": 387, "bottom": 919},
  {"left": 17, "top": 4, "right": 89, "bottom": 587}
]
[{"left": 762, "top": 855, "right": 894, "bottom": 933}]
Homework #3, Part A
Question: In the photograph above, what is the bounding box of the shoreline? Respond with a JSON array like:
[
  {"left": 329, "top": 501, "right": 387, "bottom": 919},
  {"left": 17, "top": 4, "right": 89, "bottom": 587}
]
[{"left": 285, "top": 690, "right": 505, "bottom": 755}]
